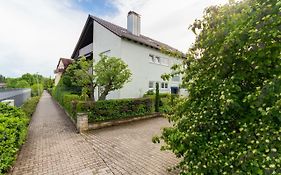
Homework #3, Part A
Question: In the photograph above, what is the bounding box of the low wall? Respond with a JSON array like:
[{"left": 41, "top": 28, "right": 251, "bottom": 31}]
[
  {"left": 0, "top": 88, "right": 31, "bottom": 107},
  {"left": 76, "top": 113, "right": 161, "bottom": 133}
]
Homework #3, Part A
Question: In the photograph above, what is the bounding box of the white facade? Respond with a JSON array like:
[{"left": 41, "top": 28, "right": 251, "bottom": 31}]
[
  {"left": 90, "top": 21, "right": 183, "bottom": 100},
  {"left": 72, "top": 12, "right": 185, "bottom": 100},
  {"left": 54, "top": 72, "right": 62, "bottom": 86},
  {"left": 54, "top": 60, "right": 64, "bottom": 86}
]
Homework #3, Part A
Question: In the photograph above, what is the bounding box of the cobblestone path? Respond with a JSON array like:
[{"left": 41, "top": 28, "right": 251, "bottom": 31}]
[{"left": 11, "top": 91, "right": 178, "bottom": 175}]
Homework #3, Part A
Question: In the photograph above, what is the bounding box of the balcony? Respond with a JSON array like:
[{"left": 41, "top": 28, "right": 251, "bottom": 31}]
[{"left": 79, "top": 43, "right": 93, "bottom": 57}]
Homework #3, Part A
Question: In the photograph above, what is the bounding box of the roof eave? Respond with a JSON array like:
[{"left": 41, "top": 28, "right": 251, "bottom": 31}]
[{"left": 71, "top": 15, "right": 93, "bottom": 59}]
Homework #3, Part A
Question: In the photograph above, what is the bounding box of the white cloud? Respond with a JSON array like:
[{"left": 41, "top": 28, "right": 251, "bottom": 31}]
[
  {"left": 0, "top": 0, "right": 228, "bottom": 77},
  {"left": 0, "top": 0, "right": 87, "bottom": 77},
  {"left": 104, "top": 0, "right": 228, "bottom": 52}
]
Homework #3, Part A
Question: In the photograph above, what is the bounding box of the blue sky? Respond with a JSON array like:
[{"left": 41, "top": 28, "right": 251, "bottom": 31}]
[
  {"left": 74, "top": 0, "right": 118, "bottom": 16},
  {"left": 0, "top": 0, "right": 228, "bottom": 78}
]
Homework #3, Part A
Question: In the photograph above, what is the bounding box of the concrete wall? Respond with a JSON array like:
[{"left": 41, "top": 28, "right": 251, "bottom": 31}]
[{"left": 0, "top": 89, "right": 31, "bottom": 107}]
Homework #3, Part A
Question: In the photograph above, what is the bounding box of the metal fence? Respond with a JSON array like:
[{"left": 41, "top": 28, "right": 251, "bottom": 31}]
[{"left": 0, "top": 88, "right": 31, "bottom": 107}]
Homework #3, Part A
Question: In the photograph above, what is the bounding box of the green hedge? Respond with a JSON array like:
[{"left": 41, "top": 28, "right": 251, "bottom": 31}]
[
  {"left": 0, "top": 103, "right": 29, "bottom": 174},
  {"left": 52, "top": 80, "right": 82, "bottom": 121},
  {"left": 144, "top": 93, "right": 176, "bottom": 114},
  {"left": 20, "top": 96, "right": 40, "bottom": 117},
  {"left": 79, "top": 98, "right": 153, "bottom": 123},
  {"left": 31, "top": 83, "right": 44, "bottom": 97}
]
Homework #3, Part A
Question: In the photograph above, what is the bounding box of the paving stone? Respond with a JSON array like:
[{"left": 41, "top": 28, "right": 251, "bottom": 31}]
[
  {"left": 10, "top": 92, "right": 109, "bottom": 175},
  {"left": 82, "top": 117, "right": 179, "bottom": 175},
  {"left": 10, "top": 91, "right": 179, "bottom": 175}
]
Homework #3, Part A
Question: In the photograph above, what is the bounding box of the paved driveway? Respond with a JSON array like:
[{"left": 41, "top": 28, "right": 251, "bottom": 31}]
[
  {"left": 83, "top": 117, "right": 178, "bottom": 175},
  {"left": 11, "top": 91, "right": 178, "bottom": 175}
]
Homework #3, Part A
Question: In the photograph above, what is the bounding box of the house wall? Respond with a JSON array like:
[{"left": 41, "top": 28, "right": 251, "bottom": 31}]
[
  {"left": 92, "top": 21, "right": 183, "bottom": 100},
  {"left": 54, "top": 72, "right": 62, "bottom": 86},
  {"left": 54, "top": 60, "right": 64, "bottom": 86},
  {"left": 119, "top": 39, "right": 182, "bottom": 98},
  {"left": 92, "top": 21, "right": 122, "bottom": 99}
]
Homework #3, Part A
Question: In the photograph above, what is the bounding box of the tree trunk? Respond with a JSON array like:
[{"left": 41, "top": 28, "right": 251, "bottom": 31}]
[
  {"left": 98, "top": 87, "right": 110, "bottom": 101},
  {"left": 89, "top": 83, "right": 96, "bottom": 102}
]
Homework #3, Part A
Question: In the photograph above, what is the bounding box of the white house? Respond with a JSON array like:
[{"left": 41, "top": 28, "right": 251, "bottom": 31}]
[
  {"left": 71, "top": 11, "right": 186, "bottom": 100},
  {"left": 54, "top": 58, "right": 73, "bottom": 86}
]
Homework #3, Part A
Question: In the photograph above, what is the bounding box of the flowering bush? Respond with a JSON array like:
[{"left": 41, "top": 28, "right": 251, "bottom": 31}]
[{"left": 157, "top": 0, "right": 281, "bottom": 174}]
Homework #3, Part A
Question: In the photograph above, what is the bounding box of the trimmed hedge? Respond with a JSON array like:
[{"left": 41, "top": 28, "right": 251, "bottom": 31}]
[
  {"left": 144, "top": 93, "right": 176, "bottom": 114},
  {"left": 0, "top": 103, "right": 29, "bottom": 174},
  {"left": 78, "top": 98, "right": 153, "bottom": 123},
  {"left": 20, "top": 96, "right": 40, "bottom": 117},
  {"left": 52, "top": 80, "right": 82, "bottom": 121}
]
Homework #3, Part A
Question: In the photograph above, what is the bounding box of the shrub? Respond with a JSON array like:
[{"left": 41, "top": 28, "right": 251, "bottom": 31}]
[
  {"left": 84, "top": 98, "right": 153, "bottom": 122},
  {"left": 20, "top": 96, "right": 40, "bottom": 117},
  {"left": 144, "top": 90, "right": 154, "bottom": 96},
  {"left": 31, "top": 83, "right": 43, "bottom": 97},
  {"left": 157, "top": 0, "right": 281, "bottom": 174},
  {"left": 155, "top": 83, "right": 160, "bottom": 112},
  {"left": 63, "top": 94, "right": 82, "bottom": 120},
  {"left": 15, "top": 80, "right": 30, "bottom": 88},
  {"left": 144, "top": 93, "right": 175, "bottom": 114},
  {"left": 52, "top": 79, "right": 82, "bottom": 121},
  {"left": 0, "top": 103, "right": 28, "bottom": 174}
]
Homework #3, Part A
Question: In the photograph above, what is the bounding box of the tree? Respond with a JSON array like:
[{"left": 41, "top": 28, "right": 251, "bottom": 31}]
[
  {"left": 15, "top": 80, "right": 30, "bottom": 88},
  {"left": 31, "top": 83, "right": 44, "bottom": 96},
  {"left": 43, "top": 77, "right": 53, "bottom": 89},
  {"left": 21, "top": 73, "right": 36, "bottom": 85},
  {"left": 94, "top": 54, "right": 132, "bottom": 100},
  {"left": 157, "top": 0, "right": 281, "bottom": 174},
  {"left": 155, "top": 82, "right": 160, "bottom": 112},
  {"left": 63, "top": 57, "right": 95, "bottom": 99},
  {"left": 6, "top": 78, "right": 18, "bottom": 88},
  {"left": 0, "top": 74, "right": 5, "bottom": 83},
  {"left": 63, "top": 55, "right": 131, "bottom": 101}
]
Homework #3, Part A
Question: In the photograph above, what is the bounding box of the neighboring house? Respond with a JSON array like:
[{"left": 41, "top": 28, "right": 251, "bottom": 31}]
[
  {"left": 54, "top": 58, "right": 73, "bottom": 86},
  {"left": 71, "top": 11, "right": 186, "bottom": 100}
]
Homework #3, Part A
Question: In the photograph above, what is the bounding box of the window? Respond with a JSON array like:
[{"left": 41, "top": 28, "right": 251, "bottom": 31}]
[
  {"left": 156, "top": 56, "right": 160, "bottom": 64},
  {"left": 160, "top": 82, "right": 168, "bottom": 89},
  {"left": 161, "top": 58, "right": 169, "bottom": 66},
  {"left": 172, "top": 75, "right": 180, "bottom": 82},
  {"left": 149, "top": 81, "right": 154, "bottom": 88},
  {"left": 149, "top": 54, "right": 155, "bottom": 63},
  {"left": 149, "top": 54, "right": 169, "bottom": 66},
  {"left": 161, "top": 82, "right": 165, "bottom": 89}
]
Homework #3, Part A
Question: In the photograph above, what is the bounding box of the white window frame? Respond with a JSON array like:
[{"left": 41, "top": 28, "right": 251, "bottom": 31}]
[
  {"left": 161, "top": 82, "right": 165, "bottom": 89},
  {"left": 155, "top": 56, "right": 160, "bottom": 64},
  {"left": 172, "top": 75, "right": 180, "bottom": 82},
  {"left": 149, "top": 81, "right": 154, "bottom": 89},
  {"left": 165, "top": 83, "right": 168, "bottom": 89},
  {"left": 149, "top": 54, "right": 155, "bottom": 63},
  {"left": 161, "top": 57, "right": 169, "bottom": 66}
]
